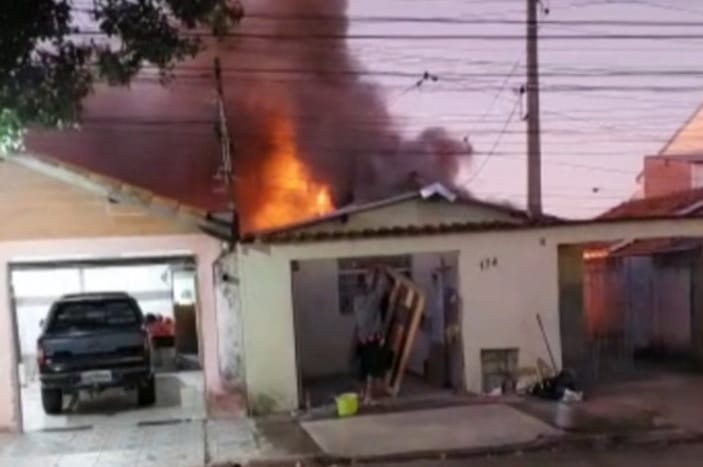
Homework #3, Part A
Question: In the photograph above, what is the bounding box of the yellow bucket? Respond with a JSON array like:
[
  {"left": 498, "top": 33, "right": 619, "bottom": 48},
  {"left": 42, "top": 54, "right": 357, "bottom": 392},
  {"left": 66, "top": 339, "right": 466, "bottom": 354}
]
[{"left": 335, "top": 393, "right": 359, "bottom": 417}]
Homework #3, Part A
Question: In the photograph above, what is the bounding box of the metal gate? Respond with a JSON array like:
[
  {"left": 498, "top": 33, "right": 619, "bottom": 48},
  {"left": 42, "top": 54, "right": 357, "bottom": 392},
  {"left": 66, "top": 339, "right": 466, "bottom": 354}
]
[{"left": 582, "top": 250, "right": 695, "bottom": 387}]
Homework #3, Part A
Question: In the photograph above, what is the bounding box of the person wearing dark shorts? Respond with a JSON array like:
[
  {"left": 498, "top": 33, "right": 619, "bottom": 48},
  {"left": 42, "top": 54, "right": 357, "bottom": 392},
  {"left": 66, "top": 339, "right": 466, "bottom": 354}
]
[{"left": 353, "top": 269, "right": 391, "bottom": 404}]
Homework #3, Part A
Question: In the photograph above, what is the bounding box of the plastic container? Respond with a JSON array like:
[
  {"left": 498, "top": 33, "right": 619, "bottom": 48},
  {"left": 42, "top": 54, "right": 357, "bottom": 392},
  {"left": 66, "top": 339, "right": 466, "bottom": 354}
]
[{"left": 335, "top": 393, "right": 359, "bottom": 417}]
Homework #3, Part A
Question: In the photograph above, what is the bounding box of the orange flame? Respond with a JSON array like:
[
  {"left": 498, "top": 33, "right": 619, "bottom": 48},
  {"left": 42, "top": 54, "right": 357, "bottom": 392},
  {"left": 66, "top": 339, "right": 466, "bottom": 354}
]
[{"left": 250, "top": 115, "right": 334, "bottom": 231}]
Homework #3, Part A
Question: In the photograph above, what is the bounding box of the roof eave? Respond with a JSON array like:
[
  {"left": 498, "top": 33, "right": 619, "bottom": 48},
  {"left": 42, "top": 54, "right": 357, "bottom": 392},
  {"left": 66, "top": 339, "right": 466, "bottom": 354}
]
[{"left": 3, "top": 152, "right": 232, "bottom": 241}]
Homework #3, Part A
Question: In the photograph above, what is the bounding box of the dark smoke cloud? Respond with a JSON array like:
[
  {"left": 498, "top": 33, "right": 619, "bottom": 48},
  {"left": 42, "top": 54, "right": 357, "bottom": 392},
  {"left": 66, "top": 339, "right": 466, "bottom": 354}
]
[
  {"left": 225, "top": 0, "right": 470, "bottom": 213},
  {"left": 26, "top": 0, "right": 470, "bottom": 232}
]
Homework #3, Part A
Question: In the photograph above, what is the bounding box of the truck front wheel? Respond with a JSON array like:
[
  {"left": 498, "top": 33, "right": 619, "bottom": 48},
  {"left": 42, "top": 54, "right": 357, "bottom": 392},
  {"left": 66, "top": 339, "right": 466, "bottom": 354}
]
[{"left": 41, "top": 388, "right": 63, "bottom": 415}]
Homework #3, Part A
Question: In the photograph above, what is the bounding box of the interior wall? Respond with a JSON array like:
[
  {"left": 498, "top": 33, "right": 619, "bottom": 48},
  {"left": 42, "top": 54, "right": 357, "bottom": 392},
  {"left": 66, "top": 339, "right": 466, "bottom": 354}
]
[
  {"left": 291, "top": 253, "right": 460, "bottom": 382},
  {"left": 407, "top": 253, "right": 459, "bottom": 376},
  {"left": 0, "top": 234, "right": 222, "bottom": 432},
  {"left": 292, "top": 259, "right": 354, "bottom": 379}
]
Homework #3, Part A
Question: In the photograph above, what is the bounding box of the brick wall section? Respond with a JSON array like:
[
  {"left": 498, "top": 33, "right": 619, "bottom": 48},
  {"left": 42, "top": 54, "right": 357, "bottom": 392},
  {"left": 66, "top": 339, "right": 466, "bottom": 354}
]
[
  {"left": 0, "top": 160, "right": 198, "bottom": 242},
  {"left": 643, "top": 156, "right": 692, "bottom": 198}
]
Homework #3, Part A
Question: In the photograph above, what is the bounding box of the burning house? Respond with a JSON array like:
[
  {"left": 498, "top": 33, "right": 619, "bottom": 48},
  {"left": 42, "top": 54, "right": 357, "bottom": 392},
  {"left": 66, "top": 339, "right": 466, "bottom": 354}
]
[
  {"left": 27, "top": 0, "right": 471, "bottom": 235},
  {"left": 222, "top": 0, "right": 470, "bottom": 233},
  {"left": 2, "top": 0, "right": 559, "bottom": 421}
]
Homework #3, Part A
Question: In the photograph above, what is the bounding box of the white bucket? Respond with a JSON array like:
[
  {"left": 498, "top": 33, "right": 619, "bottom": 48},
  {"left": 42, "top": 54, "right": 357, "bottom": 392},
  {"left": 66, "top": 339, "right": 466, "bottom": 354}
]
[{"left": 555, "top": 401, "right": 575, "bottom": 429}]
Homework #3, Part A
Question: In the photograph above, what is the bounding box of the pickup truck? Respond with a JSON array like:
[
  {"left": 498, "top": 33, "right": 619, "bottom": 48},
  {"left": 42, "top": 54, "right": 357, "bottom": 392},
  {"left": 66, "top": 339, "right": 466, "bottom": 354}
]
[{"left": 37, "top": 292, "right": 156, "bottom": 415}]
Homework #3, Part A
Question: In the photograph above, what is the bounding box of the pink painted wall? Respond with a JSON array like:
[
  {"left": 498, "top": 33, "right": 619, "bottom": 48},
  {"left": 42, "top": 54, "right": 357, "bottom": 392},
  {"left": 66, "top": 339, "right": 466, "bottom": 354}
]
[{"left": 0, "top": 234, "right": 223, "bottom": 431}]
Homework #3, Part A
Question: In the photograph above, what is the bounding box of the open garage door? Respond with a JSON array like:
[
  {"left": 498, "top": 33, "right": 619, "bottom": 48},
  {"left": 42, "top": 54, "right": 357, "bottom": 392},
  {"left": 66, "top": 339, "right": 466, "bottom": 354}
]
[{"left": 9, "top": 257, "right": 205, "bottom": 432}]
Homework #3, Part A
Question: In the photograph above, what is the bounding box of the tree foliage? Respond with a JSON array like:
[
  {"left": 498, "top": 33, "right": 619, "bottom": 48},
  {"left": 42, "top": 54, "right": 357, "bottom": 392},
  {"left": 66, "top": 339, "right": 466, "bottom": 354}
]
[{"left": 0, "top": 0, "right": 243, "bottom": 153}]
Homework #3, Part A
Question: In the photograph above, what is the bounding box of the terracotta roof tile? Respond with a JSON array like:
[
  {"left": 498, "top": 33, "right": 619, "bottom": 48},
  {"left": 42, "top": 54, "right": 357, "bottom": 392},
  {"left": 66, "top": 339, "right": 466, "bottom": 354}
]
[
  {"left": 611, "top": 238, "right": 702, "bottom": 257},
  {"left": 241, "top": 219, "right": 564, "bottom": 244},
  {"left": 601, "top": 188, "right": 703, "bottom": 219}
]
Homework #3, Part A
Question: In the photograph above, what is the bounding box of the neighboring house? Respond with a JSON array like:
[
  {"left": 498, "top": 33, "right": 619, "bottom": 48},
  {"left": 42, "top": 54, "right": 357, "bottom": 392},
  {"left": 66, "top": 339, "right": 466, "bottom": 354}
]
[
  {"left": 603, "top": 187, "right": 703, "bottom": 220},
  {"left": 0, "top": 153, "right": 238, "bottom": 432},
  {"left": 640, "top": 155, "right": 703, "bottom": 199},
  {"left": 581, "top": 190, "right": 703, "bottom": 385},
  {"left": 636, "top": 104, "right": 703, "bottom": 198}
]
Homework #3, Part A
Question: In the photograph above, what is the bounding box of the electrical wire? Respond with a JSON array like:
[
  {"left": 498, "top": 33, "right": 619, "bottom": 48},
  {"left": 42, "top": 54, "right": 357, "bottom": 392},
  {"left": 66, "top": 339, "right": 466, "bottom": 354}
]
[
  {"left": 462, "top": 97, "right": 523, "bottom": 185},
  {"left": 68, "top": 30, "right": 703, "bottom": 40}
]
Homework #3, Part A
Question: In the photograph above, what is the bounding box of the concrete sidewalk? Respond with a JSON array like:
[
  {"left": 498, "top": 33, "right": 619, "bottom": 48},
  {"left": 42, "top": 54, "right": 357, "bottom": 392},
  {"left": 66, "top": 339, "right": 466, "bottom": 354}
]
[
  {"left": 0, "top": 418, "right": 320, "bottom": 467},
  {"left": 302, "top": 404, "right": 561, "bottom": 459},
  {"left": 4, "top": 374, "right": 703, "bottom": 467}
]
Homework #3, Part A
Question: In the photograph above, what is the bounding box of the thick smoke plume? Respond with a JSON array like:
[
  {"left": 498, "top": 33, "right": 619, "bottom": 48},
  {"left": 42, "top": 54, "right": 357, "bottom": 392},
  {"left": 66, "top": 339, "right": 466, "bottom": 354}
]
[
  {"left": 225, "top": 0, "right": 470, "bottom": 224},
  {"left": 26, "top": 0, "right": 470, "bottom": 233}
]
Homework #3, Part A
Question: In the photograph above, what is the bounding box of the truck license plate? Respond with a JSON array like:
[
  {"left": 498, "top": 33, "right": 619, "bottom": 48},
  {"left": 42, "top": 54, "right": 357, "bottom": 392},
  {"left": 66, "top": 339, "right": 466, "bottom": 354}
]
[{"left": 80, "top": 370, "right": 112, "bottom": 384}]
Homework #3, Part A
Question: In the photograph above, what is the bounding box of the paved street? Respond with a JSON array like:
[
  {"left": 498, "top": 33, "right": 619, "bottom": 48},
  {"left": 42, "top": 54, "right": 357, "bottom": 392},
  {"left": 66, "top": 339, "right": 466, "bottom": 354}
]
[{"left": 375, "top": 444, "right": 703, "bottom": 467}]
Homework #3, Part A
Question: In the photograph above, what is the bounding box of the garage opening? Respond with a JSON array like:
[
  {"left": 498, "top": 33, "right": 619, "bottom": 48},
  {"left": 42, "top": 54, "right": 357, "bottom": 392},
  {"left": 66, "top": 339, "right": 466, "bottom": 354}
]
[
  {"left": 291, "top": 251, "right": 464, "bottom": 413},
  {"left": 9, "top": 256, "right": 206, "bottom": 432},
  {"left": 560, "top": 238, "right": 703, "bottom": 390}
]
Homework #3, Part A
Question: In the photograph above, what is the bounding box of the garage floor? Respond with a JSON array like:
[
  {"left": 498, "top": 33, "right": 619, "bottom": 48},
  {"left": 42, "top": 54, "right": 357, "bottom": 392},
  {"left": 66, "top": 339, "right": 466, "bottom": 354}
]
[{"left": 21, "top": 371, "right": 205, "bottom": 432}]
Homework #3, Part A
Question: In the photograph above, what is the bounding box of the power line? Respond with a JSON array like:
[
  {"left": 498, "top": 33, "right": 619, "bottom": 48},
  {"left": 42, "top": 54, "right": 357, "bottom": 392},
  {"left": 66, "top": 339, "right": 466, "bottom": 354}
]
[
  {"left": 70, "top": 30, "right": 703, "bottom": 40},
  {"left": 68, "top": 5, "right": 703, "bottom": 26},
  {"left": 463, "top": 97, "right": 523, "bottom": 185},
  {"left": 128, "top": 64, "right": 703, "bottom": 79}
]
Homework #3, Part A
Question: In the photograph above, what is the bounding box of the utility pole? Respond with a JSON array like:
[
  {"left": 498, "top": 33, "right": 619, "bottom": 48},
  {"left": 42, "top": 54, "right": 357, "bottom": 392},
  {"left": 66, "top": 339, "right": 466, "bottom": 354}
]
[
  {"left": 526, "top": 0, "right": 543, "bottom": 217},
  {"left": 214, "top": 58, "right": 240, "bottom": 241}
]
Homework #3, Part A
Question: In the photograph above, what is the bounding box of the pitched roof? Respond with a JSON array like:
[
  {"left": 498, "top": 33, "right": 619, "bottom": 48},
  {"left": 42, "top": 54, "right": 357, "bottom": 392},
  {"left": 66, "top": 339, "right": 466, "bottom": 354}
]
[
  {"left": 600, "top": 188, "right": 703, "bottom": 220},
  {"left": 2, "top": 152, "right": 232, "bottom": 239},
  {"left": 258, "top": 182, "right": 527, "bottom": 231},
  {"left": 241, "top": 183, "right": 554, "bottom": 243},
  {"left": 25, "top": 83, "right": 225, "bottom": 213},
  {"left": 659, "top": 103, "right": 703, "bottom": 156}
]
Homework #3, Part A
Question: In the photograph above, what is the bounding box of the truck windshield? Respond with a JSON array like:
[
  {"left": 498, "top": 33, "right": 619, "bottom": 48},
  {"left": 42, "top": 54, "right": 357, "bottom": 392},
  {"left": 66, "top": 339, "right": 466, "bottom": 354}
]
[{"left": 48, "top": 300, "right": 142, "bottom": 332}]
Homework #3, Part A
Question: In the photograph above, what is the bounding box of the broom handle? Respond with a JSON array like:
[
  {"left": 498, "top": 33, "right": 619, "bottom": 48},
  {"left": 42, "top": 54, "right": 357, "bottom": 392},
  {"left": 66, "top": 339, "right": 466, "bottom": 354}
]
[{"left": 537, "top": 314, "right": 557, "bottom": 372}]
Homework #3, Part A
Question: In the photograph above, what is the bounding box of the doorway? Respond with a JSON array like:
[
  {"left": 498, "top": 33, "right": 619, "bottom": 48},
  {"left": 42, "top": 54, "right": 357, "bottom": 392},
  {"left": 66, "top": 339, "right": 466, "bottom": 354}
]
[
  {"left": 8, "top": 256, "right": 206, "bottom": 432},
  {"left": 291, "top": 251, "right": 463, "bottom": 412}
]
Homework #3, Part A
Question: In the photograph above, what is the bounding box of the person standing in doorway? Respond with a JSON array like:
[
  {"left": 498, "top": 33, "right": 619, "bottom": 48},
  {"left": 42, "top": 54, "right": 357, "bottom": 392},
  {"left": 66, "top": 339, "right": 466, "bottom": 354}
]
[{"left": 353, "top": 267, "right": 390, "bottom": 404}]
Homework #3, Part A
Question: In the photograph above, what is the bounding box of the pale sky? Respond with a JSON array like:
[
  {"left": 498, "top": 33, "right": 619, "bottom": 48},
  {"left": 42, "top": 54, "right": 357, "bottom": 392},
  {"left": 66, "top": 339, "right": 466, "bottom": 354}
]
[{"left": 346, "top": 0, "right": 703, "bottom": 218}]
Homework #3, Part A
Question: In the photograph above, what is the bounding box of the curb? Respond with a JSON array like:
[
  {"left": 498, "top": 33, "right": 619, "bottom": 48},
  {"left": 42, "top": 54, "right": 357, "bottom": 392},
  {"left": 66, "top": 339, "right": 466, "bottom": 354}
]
[{"left": 215, "top": 427, "right": 703, "bottom": 467}]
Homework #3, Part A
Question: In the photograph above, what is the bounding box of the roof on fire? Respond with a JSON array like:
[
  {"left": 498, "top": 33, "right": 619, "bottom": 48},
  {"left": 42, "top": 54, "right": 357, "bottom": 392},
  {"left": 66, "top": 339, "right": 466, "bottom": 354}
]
[
  {"left": 9, "top": 152, "right": 703, "bottom": 246},
  {"left": 240, "top": 183, "right": 561, "bottom": 243}
]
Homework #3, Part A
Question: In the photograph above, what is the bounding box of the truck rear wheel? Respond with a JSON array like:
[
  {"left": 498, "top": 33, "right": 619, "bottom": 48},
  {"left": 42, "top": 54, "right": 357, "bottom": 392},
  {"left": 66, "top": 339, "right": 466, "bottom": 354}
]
[
  {"left": 137, "top": 377, "right": 156, "bottom": 407},
  {"left": 41, "top": 388, "right": 63, "bottom": 415}
]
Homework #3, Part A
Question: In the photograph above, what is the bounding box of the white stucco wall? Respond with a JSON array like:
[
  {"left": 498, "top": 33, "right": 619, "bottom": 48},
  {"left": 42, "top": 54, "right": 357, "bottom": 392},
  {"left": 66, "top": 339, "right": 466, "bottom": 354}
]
[
  {"left": 237, "top": 218, "right": 703, "bottom": 412},
  {"left": 237, "top": 230, "right": 560, "bottom": 411},
  {"left": 214, "top": 251, "right": 245, "bottom": 391},
  {"left": 0, "top": 234, "right": 222, "bottom": 432}
]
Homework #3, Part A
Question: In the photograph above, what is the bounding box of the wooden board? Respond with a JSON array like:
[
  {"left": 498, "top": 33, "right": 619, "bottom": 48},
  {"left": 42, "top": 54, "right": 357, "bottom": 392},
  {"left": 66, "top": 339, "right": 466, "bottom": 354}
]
[{"left": 378, "top": 266, "right": 426, "bottom": 396}]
